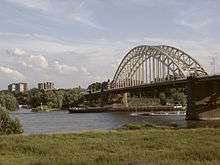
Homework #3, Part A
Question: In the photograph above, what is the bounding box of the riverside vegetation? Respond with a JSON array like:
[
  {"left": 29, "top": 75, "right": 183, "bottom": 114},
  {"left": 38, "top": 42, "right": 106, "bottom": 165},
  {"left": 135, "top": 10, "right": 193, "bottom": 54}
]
[
  {"left": 13, "top": 87, "right": 84, "bottom": 111},
  {"left": 0, "top": 125, "right": 219, "bottom": 165},
  {"left": 10, "top": 82, "right": 187, "bottom": 110},
  {"left": 0, "top": 91, "right": 23, "bottom": 135},
  {"left": 0, "top": 106, "right": 23, "bottom": 135}
]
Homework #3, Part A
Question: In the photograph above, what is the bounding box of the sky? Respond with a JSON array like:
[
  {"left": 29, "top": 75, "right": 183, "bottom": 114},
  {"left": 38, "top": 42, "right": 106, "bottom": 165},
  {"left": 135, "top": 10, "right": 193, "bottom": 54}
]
[{"left": 0, "top": 0, "right": 220, "bottom": 90}]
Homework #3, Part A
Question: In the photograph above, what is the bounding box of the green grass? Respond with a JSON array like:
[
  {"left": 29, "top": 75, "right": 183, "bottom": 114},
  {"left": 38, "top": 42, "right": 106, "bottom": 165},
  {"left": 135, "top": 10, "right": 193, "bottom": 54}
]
[{"left": 0, "top": 127, "right": 220, "bottom": 165}]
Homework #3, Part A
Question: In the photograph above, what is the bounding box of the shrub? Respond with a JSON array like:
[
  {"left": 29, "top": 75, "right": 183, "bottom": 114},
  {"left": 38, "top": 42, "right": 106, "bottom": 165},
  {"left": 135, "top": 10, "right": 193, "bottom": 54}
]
[
  {"left": 0, "top": 92, "right": 17, "bottom": 111},
  {"left": 0, "top": 106, "right": 23, "bottom": 135}
]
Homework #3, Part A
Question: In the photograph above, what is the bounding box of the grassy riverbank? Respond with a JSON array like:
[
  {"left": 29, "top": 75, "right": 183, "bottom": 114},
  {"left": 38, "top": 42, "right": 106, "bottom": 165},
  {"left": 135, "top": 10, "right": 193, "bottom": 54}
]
[{"left": 0, "top": 127, "right": 220, "bottom": 165}]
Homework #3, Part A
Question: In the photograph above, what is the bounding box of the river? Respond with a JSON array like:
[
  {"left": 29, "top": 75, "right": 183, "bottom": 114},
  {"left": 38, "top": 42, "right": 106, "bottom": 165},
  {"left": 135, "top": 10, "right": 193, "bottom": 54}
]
[{"left": 11, "top": 109, "right": 220, "bottom": 134}]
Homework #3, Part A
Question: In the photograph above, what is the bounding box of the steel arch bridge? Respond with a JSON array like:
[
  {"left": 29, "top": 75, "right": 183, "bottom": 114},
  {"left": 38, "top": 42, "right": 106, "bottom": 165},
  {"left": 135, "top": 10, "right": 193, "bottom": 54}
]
[{"left": 111, "top": 45, "right": 208, "bottom": 89}]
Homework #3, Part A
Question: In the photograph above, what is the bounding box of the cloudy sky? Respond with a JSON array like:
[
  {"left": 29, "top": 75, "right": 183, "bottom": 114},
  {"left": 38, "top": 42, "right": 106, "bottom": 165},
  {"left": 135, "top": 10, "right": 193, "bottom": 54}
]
[{"left": 0, "top": 0, "right": 219, "bottom": 89}]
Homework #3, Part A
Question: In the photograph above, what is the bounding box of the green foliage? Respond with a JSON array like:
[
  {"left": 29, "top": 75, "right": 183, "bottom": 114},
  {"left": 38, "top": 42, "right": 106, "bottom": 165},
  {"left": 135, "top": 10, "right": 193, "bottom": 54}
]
[
  {"left": 0, "top": 92, "right": 17, "bottom": 111},
  {"left": 128, "top": 88, "right": 186, "bottom": 106},
  {"left": 88, "top": 82, "right": 102, "bottom": 92},
  {"left": 27, "top": 89, "right": 65, "bottom": 109},
  {"left": 157, "top": 88, "right": 187, "bottom": 106},
  {"left": 169, "top": 88, "right": 187, "bottom": 106},
  {"left": 27, "top": 88, "right": 83, "bottom": 109},
  {"left": 62, "top": 88, "right": 84, "bottom": 108},
  {"left": 27, "top": 88, "right": 44, "bottom": 108},
  {"left": 13, "top": 91, "right": 28, "bottom": 105},
  {"left": 0, "top": 106, "right": 23, "bottom": 135},
  {"left": 43, "top": 90, "right": 64, "bottom": 109}
]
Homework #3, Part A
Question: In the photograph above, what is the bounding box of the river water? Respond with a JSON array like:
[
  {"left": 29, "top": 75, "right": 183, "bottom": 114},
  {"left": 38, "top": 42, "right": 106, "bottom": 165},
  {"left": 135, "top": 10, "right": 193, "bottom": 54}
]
[{"left": 11, "top": 109, "right": 220, "bottom": 134}]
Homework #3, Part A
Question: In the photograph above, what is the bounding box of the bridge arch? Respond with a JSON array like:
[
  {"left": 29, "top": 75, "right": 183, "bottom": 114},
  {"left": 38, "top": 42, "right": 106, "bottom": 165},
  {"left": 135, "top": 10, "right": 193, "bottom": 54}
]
[{"left": 111, "top": 45, "right": 208, "bottom": 89}]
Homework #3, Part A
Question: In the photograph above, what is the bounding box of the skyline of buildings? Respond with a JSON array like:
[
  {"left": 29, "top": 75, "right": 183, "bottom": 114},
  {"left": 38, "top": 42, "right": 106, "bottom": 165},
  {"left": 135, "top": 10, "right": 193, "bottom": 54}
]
[
  {"left": 7, "top": 81, "right": 56, "bottom": 92},
  {"left": 8, "top": 83, "right": 28, "bottom": 93},
  {"left": 38, "top": 82, "right": 55, "bottom": 91}
]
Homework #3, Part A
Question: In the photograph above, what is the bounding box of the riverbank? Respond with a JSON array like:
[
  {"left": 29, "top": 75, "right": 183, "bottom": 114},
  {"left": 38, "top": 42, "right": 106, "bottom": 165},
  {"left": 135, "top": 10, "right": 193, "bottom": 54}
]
[
  {"left": 0, "top": 127, "right": 219, "bottom": 165},
  {"left": 68, "top": 105, "right": 184, "bottom": 113}
]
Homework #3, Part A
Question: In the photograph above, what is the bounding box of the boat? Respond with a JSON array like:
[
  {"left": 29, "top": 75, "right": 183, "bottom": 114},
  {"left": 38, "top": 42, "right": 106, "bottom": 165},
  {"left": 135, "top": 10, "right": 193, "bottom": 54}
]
[{"left": 138, "top": 111, "right": 186, "bottom": 116}]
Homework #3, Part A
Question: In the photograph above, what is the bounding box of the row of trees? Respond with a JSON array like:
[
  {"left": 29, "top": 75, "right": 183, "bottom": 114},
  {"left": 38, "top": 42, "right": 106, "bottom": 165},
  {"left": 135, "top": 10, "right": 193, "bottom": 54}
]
[
  {"left": 13, "top": 88, "right": 84, "bottom": 109},
  {"left": 122, "top": 88, "right": 187, "bottom": 107}
]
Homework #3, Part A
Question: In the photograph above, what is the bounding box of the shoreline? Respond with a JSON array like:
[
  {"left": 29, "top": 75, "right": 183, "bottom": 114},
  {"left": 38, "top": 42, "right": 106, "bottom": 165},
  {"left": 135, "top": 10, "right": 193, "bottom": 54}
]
[{"left": 68, "top": 106, "right": 184, "bottom": 113}]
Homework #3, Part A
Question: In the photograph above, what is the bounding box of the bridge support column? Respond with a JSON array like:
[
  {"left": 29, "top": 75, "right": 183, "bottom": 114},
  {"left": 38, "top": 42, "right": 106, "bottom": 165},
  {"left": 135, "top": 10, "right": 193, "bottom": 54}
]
[
  {"left": 186, "top": 76, "right": 197, "bottom": 120},
  {"left": 122, "top": 92, "right": 128, "bottom": 107}
]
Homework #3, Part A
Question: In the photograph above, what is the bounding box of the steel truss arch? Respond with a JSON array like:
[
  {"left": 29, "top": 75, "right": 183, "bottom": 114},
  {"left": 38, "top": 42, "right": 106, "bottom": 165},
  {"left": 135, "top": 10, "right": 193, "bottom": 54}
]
[{"left": 111, "top": 45, "right": 208, "bottom": 89}]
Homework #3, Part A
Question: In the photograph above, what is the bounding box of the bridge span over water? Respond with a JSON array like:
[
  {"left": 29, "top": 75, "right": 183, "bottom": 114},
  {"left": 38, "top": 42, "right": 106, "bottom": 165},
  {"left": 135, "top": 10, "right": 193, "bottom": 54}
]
[
  {"left": 86, "top": 45, "right": 220, "bottom": 120},
  {"left": 111, "top": 45, "right": 207, "bottom": 89}
]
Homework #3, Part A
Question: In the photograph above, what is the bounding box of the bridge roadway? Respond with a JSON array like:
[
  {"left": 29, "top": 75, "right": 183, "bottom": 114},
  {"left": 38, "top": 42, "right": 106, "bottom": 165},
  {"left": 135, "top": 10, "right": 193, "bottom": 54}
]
[
  {"left": 86, "top": 78, "right": 187, "bottom": 97},
  {"left": 86, "top": 75, "right": 220, "bottom": 97}
]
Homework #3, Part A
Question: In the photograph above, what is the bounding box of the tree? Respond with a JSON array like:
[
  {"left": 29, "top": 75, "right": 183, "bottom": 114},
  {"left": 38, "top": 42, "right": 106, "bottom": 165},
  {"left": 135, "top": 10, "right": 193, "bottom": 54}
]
[
  {"left": 43, "top": 90, "right": 64, "bottom": 109},
  {"left": 27, "top": 89, "right": 65, "bottom": 109},
  {"left": 27, "top": 88, "right": 44, "bottom": 108},
  {"left": 169, "top": 88, "right": 187, "bottom": 106},
  {"left": 13, "top": 91, "right": 28, "bottom": 105},
  {"left": 62, "top": 88, "right": 84, "bottom": 108},
  {"left": 87, "top": 82, "right": 102, "bottom": 92},
  {"left": 0, "top": 92, "right": 17, "bottom": 111},
  {"left": 0, "top": 106, "right": 23, "bottom": 135}
]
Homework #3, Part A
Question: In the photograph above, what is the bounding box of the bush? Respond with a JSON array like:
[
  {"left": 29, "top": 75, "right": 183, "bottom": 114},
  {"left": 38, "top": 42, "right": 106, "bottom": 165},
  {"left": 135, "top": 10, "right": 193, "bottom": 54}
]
[
  {"left": 0, "top": 106, "right": 23, "bottom": 135},
  {"left": 0, "top": 92, "right": 17, "bottom": 111}
]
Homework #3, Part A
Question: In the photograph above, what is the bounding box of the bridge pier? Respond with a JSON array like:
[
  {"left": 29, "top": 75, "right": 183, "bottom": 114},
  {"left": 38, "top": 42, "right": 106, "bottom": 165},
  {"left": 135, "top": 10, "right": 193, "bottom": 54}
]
[
  {"left": 122, "top": 92, "right": 128, "bottom": 107},
  {"left": 186, "top": 76, "right": 197, "bottom": 120},
  {"left": 186, "top": 76, "right": 220, "bottom": 120}
]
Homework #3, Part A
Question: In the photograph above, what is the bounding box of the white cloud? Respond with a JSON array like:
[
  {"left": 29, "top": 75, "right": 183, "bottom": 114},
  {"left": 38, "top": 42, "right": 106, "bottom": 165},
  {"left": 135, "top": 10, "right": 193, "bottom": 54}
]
[
  {"left": 7, "top": 48, "right": 49, "bottom": 69},
  {"left": 178, "top": 19, "right": 212, "bottom": 30},
  {"left": 5, "top": 0, "right": 106, "bottom": 30},
  {"left": 7, "top": 48, "right": 26, "bottom": 56},
  {"left": 27, "top": 55, "right": 49, "bottom": 69},
  {"left": 53, "top": 61, "right": 78, "bottom": 75},
  {"left": 175, "top": 5, "right": 215, "bottom": 30},
  {"left": 0, "top": 66, "right": 25, "bottom": 80},
  {"left": 72, "top": 14, "right": 107, "bottom": 31},
  {"left": 6, "top": 0, "right": 51, "bottom": 11},
  {"left": 80, "top": 66, "right": 90, "bottom": 75}
]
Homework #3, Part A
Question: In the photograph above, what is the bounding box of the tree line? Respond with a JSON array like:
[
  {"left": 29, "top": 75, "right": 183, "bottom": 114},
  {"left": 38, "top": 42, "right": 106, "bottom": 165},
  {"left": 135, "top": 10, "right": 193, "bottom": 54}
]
[{"left": 13, "top": 88, "right": 84, "bottom": 109}]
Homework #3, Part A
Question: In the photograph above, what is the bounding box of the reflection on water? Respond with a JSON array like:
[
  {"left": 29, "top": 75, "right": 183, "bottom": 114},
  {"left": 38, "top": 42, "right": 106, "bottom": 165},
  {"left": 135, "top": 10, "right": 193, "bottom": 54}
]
[{"left": 11, "top": 108, "right": 220, "bottom": 134}]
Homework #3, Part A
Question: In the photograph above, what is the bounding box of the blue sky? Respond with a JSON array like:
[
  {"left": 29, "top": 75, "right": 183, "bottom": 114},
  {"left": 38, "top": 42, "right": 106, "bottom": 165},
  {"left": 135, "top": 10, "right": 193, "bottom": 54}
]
[{"left": 0, "top": 0, "right": 219, "bottom": 89}]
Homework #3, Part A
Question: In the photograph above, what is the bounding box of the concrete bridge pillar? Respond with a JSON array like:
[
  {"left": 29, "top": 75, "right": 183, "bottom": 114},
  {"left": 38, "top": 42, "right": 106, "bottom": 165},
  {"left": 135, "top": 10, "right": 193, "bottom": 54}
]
[
  {"left": 186, "top": 76, "right": 197, "bottom": 120},
  {"left": 186, "top": 75, "right": 220, "bottom": 120},
  {"left": 122, "top": 92, "right": 128, "bottom": 107}
]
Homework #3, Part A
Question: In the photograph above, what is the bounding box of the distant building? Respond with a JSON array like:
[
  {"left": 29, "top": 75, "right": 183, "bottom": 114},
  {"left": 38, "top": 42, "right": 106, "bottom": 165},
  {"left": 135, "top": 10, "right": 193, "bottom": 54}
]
[
  {"left": 8, "top": 83, "right": 28, "bottom": 93},
  {"left": 38, "top": 82, "right": 55, "bottom": 90}
]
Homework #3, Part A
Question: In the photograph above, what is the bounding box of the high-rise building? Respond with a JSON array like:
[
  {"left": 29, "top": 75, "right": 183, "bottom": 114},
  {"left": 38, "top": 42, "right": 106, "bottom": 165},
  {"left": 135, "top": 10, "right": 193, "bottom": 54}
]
[
  {"left": 38, "top": 82, "right": 55, "bottom": 90},
  {"left": 8, "top": 83, "right": 28, "bottom": 93}
]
